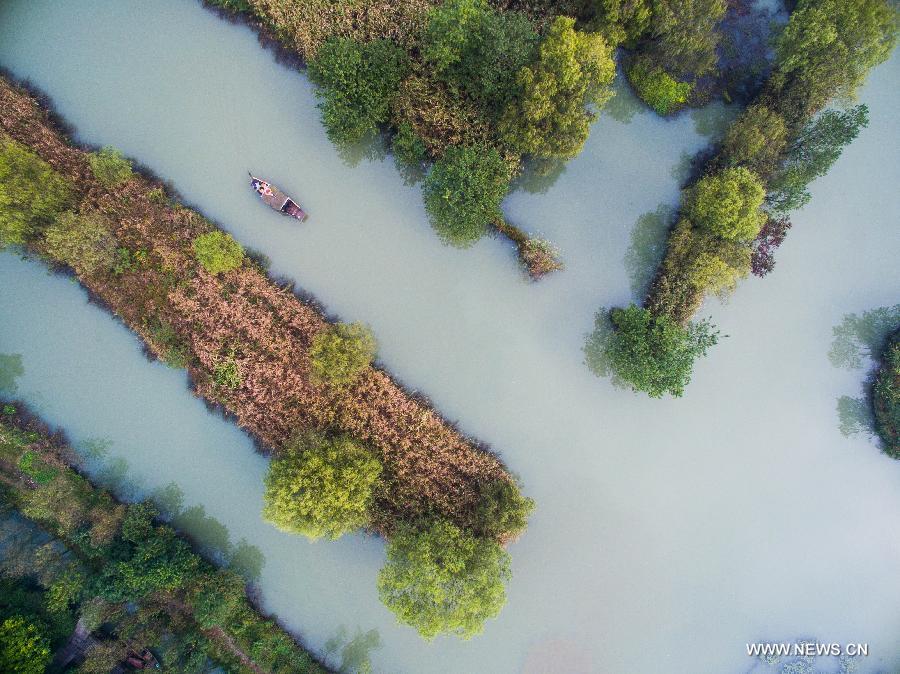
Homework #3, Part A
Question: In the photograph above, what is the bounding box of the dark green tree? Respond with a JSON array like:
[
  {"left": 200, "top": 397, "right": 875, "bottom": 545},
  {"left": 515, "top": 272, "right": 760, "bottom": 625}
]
[
  {"left": 585, "top": 304, "right": 719, "bottom": 398},
  {"left": 308, "top": 38, "right": 409, "bottom": 145},
  {"left": 422, "top": 144, "right": 509, "bottom": 246},
  {"left": 772, "top": 0, "right": 896, "bottom": 122},
  {"left": 423, "top": 0, "right": 538, "bottom": 115}
]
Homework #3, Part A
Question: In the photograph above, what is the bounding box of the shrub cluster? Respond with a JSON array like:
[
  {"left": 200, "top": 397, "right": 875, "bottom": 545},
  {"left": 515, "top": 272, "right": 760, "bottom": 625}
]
[
  {"left": 0, "top": 412, "right": 326, "bottom": 673},
  {"left": 192, "top": 230, "right": 244, "bottom": 275},
  {"left": 873, "top": 331, "right": 900, "bottom": 457},
  {"left": 263, "top": 431, "right": 382, "bottom": 540},
  {"left": 87, "top": 146, "right": 133, "bottom": 187},
  {"left": 308, "top": 321, "right": 377, "bottom": 387},
  {"left": 590, "top": 0, "right": 896, "bottom": 397}
]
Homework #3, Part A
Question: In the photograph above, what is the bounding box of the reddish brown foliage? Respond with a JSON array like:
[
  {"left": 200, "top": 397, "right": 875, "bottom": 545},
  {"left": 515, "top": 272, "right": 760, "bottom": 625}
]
[{"left": 0, "top": 77, "right": 512, "bottom": 538}]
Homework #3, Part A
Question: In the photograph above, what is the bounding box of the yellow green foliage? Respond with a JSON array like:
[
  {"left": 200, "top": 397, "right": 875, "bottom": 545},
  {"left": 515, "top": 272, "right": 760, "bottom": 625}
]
[
  {"left": 0, "top": 616, "right": 51, "bottom": 674},
  {"left": 43, "top": 210, "right": 117, "bottom": 275},
  {"left": 263, "top": 432, "right": 382, "bottom": 540},
  {"left": 192, "top": 230, "right": 244, "bottom": 275},
  {"left": 378, "top": 518, "right": 510, "bottom": 639},
  {"left": 685, "top": 167, "right": 766, "bottom": 241},
  {"left": 309, "top": 322, "right": 377, "bottom": 387},
  {"left": 0, "top": 136, "right": 73, "bottom": 246},
  {"left": 500, "top": 17, "right": 615, "bottom": 159},
  {"left": 87, "top": 146, "right": 133, "bottom": 187}
]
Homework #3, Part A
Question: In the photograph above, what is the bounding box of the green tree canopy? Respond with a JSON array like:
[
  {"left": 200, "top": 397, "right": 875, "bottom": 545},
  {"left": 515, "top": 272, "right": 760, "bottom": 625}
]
[
  {"left": 308, "top": 37, "right": 410, "bottom": 145},
  {"left": 585, "top": 304, "right": 719, "bottom": 398},
  {"left": 43, "top": 210, "right": 117, "bottom": 275},
  {"left": 263, "top": 432, "right": 382, "bottom": 540},
  {"left": 0, "top": 615, "right": 51, "bottom": 674},
  {"left": 474, "top": 478, "right": 534, "bottom": 540},
  {"left": 0, "top": 136, "right": 73, "bottom": 246},
  {"left": 591, "top": 0, "right": 652, "bottom": 46},
  {"left": 685, "top": 167, "right": 766, "bottom": 241},
  {"left": 626, "top": 56, "right": 693, "bottom": 115},
  {"left": 500, "top": 17, "right": 615, "bottom": 159},
  {"left": 378, "top": 518, "right": 511, "bottom": 639},
  {"left": 422, "top": 143, "right": 510, "bottom": 246},
  {"left": 87, "top": 146, "right": 134, "bottom": 187},
  {"left": 773, "top": 0, "right": 897, "bottom": 120},
  {"left": 97, "top": 502, "right": 199, "bottom": 601},
  {"left": 192, "top": 230, "right": 244, "bottom": 274},
  {"left": 309, "top": 321, "right": 377, "bottom": 387},
  {"left": 423, "top": 0, "right": 538, "bottom": 115},
  {"left": 647, "top": 0, "right": 726, "bottom": 78},
  {"left": 767, "top": 105, "right": 869, "bottom": 213},
  {"left": 873, "top": 330, "right": 899, "bottom": 457},
  {"left": 719, "top": 104, "right": 788, "bottom": 177}
]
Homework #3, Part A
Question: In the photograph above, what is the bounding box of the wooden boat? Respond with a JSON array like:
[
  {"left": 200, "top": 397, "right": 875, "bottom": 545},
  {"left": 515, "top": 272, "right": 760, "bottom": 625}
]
[{"left": 249, "top": 173, "right": 307, "bottom": 221}]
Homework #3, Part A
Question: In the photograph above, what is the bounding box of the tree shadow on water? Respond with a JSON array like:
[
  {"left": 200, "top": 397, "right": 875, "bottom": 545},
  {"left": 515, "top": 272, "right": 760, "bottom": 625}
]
[
  {"left": 828, "top": 304, "right": 900, "bottom": 443},
  {"left": 0, "top": 353, "right": 24, "bottom": 395},
  {"left": 324, "top": 626, "right": 383, "bottom": 674},
  {"left": 624, "top": 205, "right": 675, "bottom": 299},
  {"left": 604, "top": 75, "right": 643, "bottom": 125},
  {"left": 828, "top": 304, "right": 900, "bottom": 370},
  {"left": 335, "top": 132, "right": 389, "bottom": 169}
]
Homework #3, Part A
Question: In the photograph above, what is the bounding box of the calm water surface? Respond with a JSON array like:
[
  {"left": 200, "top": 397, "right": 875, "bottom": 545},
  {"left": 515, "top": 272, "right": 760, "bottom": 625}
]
[{"left": 1, "top": 1, "right": 899, "bottom": 672}]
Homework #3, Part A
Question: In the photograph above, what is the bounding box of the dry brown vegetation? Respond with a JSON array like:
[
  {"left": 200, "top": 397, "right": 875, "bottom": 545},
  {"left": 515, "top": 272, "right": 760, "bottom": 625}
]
[{"left": 0, "top": 76, "right": 514, "bottom": 538}]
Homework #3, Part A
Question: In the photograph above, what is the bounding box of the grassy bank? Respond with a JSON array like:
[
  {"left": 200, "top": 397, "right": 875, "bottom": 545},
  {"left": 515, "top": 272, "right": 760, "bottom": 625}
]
[
  {"left": 0, "top": 75, "right": 530, "bottom": 638},
  {"left": 586, "top": 0, "right": 897, "bottom": 398},
  {"left": 0, "top": 404, "right": 328, "bottom": 673}
]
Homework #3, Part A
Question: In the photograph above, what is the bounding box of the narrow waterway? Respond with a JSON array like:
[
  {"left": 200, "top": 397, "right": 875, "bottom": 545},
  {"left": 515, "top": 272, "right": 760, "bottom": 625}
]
[{"left": 1, "top": 1, "right": 899, "bottom": 672}]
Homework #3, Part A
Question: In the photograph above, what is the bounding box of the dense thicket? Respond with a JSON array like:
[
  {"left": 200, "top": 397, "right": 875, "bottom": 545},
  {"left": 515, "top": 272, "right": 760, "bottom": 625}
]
[
  {"left": 589, "top": 0, "right": 896, "bottom": 397},
  {"left": 873, "top": 330, "right": 900, "bottom": 457},
  {"left": 0, "top": 409, "right": 326, "bottom": 672}
]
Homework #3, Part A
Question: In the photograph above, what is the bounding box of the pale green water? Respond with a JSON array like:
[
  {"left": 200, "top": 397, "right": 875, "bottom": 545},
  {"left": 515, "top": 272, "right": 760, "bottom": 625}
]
[{"left": 1, "top": 1, "right": 899, "bottom": 672}]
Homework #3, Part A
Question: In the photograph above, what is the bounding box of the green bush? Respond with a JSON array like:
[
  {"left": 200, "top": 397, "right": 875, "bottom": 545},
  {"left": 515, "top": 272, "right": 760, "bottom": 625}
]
[
  {"left": 773, "top": 0, "right": 896, "bottom": 123},
  {"left": 0, "top": 615, "right": 51, "bottom": 674},
  {"left": 474, "top": 478, "right": 534, "bottom": 540},
  {"left": 192, "top": 230, "right": 244, "bottom": 274},
  {"left": 392, "top": 122, "right": 427, "bottom": 166},
  {"left": 423, "top": 0, "right": 537, "bottom": 116},
  {"left": 87, "top": 146, "right": 133, "bottom": 187},
  {"left": 18, "top": 451, "right": 59, "bottom": 485},
  {"left": 500, "top": 16, "right": 615, "bottom": 159},
  {"left": 263, "top": 432, "right": 382, "bottom": 540},
  {"left": 148, "top": 319, "right": 189, "bottom": 369},
  {"left": 309, "top": 322, "right": 377, "bottom": 387},
  {"left": 213, "top": 356, "right": 241, "bottom": 389},
  {"left": 626, "top": 58, "right": 693, "bottom": 115},
  {"left": 308, "top": 37, "right": 409, "bottom": 145},
  {"left": 719, "top": 104, "right": 788, "bottom": 176},
  {"left": 0, "top": 136, "right": 73, "bottom": 246},
  {"left": 684, "top": 167, "right": 766, "bottom": 241},
  {"left": 873, "top": 331, "right": 900, "bottom": 457},
  {"left": 423, "top": 144, "right": 509, "bottom": 246},
  {"left": 377, "top": 518, "right": 510, "bottom": 639},
  {"left": 42, "top": 210, "right": 117, "bottom": 275},
  {"left": 585, "top": 304, "right": 719, "bottom": 398}
]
